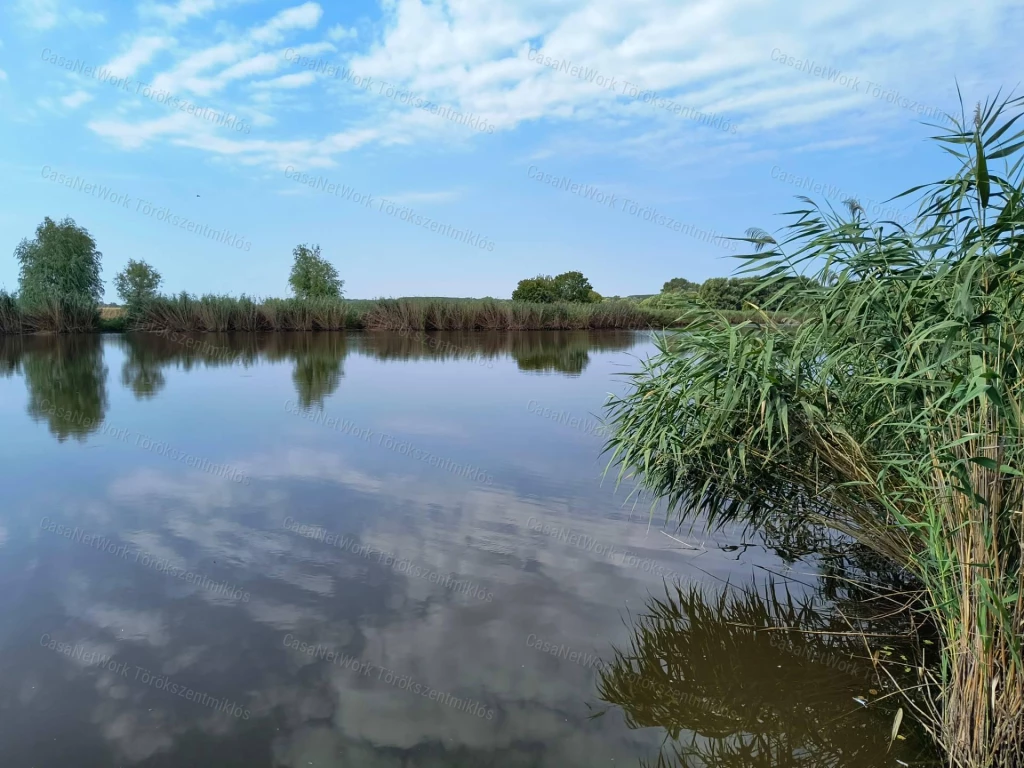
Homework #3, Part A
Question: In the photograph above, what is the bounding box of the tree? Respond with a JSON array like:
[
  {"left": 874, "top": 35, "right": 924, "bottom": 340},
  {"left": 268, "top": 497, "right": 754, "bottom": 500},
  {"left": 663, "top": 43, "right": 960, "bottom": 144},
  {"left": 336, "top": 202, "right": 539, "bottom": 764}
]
[
  {"left": 552, "top": 271, "right": 597, "bottom": 302},
  {"left": 114, "top": 259, "right": 162, "bottom": 314},
  {"left": 512, "top": 271, "right": 598, "bottom": 303},
  {"left": 289, "top": 244, "right": 343, "bottom": 300},
  {"left": 662, "top": 277, "right": 700, "bottom": 293},
  {"left": 15, "top": 216, "right": 103, "bottom": 306},
  {"left": 512, "top": 275, "right": 558, "bottom": 303}
]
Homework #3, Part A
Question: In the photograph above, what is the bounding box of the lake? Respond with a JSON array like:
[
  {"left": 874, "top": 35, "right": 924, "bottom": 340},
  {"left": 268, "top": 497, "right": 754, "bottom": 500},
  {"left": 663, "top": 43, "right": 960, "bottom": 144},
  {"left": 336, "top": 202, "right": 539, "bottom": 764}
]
[{"left": 0, "top": 331, "right": 934, "bottom": 767}]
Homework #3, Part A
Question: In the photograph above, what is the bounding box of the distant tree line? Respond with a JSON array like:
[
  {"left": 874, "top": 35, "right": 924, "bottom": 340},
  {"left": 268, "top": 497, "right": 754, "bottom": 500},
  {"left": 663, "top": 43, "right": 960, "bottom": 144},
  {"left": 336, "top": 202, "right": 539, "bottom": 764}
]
[{"left": 7, "top": 214, "right": 810, "bottom": 326}]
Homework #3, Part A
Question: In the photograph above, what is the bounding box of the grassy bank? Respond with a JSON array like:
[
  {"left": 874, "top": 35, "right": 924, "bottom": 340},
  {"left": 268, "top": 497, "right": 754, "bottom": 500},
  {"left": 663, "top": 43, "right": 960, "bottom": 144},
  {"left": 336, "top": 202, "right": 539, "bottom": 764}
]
[{"left": 2, "top": 296, "right": 708, "bottom": 334}]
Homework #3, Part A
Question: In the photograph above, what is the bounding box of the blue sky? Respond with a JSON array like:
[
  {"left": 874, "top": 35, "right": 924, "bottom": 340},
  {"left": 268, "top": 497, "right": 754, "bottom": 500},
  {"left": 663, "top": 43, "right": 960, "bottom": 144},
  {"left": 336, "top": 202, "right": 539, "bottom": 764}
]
[{"left": 1, "top": 0, "right": 1021, "bottom": 301}]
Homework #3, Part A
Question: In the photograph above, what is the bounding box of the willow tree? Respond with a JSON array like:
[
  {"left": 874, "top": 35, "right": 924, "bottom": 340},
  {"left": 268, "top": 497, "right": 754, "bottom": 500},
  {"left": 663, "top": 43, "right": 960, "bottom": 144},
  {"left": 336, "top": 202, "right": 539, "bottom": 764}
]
[
  {"left": 604, "top": 93, "right": 1024, "bottom": 767},
  {"left": 15, "top": 216, "right": 103, "bottom": 306}
]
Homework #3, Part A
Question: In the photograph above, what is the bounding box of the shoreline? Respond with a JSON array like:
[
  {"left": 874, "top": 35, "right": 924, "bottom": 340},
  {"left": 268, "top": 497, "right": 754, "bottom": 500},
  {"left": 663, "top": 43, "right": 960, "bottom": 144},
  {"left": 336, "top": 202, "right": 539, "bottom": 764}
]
[{"left": 2, "top": 297, "right": 789, "bottom": 336}]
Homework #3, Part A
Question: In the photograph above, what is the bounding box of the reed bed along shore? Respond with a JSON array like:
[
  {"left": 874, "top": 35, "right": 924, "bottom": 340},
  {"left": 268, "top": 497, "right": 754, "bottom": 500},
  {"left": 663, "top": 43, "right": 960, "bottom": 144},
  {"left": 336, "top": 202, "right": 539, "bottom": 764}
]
[
  {"left": 0, "top": 293, "right": 98, "bottom": 335},
  {"left": 1, "top": 295, "right": 703, "bottom": 334}
]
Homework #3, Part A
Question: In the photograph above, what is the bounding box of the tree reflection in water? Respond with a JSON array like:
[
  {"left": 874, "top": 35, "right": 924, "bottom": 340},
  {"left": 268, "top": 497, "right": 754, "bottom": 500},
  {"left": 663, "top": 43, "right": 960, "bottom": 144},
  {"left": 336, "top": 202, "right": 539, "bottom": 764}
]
[
  {"left": 354, "top": 329, "right": 638, "bottom": 376},
  {"left": 286, "top": 333, "right": 347, "bottom": 410},
  {"left": 118, "top": 335, "right": 167, "bottom": 399},
  {"left": 21, "top": 335, "right": 108, "bottom": 442},
  {"left": 9, "top": 331, "right": 644, "bottom": 444},
  {"left": 597, "top": 571, "right": 938, "bottom": 767}
]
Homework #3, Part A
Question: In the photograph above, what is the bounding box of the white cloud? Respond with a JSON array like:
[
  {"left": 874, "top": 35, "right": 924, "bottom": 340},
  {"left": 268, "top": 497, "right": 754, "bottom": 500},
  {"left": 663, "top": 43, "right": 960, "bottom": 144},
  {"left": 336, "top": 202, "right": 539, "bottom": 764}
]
[
  {"left": 61, "top": 90, "right": 94, "bottom": 108},
  {"left": 103, "top": 36, "right": 174, "bottom": 78},
  {"left": 250, "top": 2, "right": 324, "bottom": 45},
  {"left": 287, "top": 42, "right": 337, "bottom": 58},
  {"left": 165, "top": 127, "right": 383, "bottom": 169},
  {"left": 74, "top": 0, "right": 1024, "bottom": 173},
  {"left": 16, "top": 0, "right": 105, "bottom": 29},
  {"left": 252, "top": 71, "right": 317, "bottom": 89},
  {"left": 145, "top": 0, "right": 220, "bottom": 26},
  {"left": 149, "top": 40, "right": 251, "bottom": 95},
  {"left": 146, "top": 6, "right": 328, "bottom": 98},
  {"left": 341, "top": 0, "right": 1022, "bottom": 147},
  {"left": 221, "top": 52, "right": 283, "bottom": 80},
  {"left": 327, "top": 24, "right": 357, "bottom": 41},
  {"left": 87, "top": 112, "right": 199, "bottom": 150},
  {"left": 16, "top": 0, "right": 60, "bottom": 29}
]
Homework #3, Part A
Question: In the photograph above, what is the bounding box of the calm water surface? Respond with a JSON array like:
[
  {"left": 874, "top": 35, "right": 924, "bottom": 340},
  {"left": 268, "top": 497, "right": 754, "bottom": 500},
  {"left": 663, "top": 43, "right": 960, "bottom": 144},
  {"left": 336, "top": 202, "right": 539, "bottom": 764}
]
[{"left": 0, "top": 332, "right": 934, "bottom": 767}]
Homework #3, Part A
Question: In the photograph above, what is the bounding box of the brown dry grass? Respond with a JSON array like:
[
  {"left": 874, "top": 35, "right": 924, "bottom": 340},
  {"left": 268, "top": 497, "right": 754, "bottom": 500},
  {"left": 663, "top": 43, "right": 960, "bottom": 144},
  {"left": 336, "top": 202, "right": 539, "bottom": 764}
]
[{"left": 100, "top": 306, "right": 125, "bottom": 319}]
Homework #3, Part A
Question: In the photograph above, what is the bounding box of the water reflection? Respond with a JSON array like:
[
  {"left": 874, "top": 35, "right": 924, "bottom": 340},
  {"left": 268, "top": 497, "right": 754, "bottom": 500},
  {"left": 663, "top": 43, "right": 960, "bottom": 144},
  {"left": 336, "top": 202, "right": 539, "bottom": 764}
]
[
  {"left": 0, "top": 335, "right": 24, "bottom": 378},
  {"left": 7, "top": 331, "right": 639, "bottom": 427},
  {"left": 20, "top": 334, "right": 108, "bottom": 442},
  {"left": 597, "top": 573, "right": 937, "bottom": 767},
  {"left": 285, "top": 334, "right": 347, "bottom": 410},
  {"left": 355, "top": 330, "right": 636, "bottom": 376},
  {"left": 0, "top": 329, "right": 938, "bottom": 767},
  {"left": 118, "top": 336, "right": 167, "bottom": 399}
]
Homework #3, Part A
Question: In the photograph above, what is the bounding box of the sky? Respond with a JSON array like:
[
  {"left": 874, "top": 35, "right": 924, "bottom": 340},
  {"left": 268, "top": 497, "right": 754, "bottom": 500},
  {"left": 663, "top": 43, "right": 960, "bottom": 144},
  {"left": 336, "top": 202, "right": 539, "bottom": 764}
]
[{"left": 1, "top": 0, "right": 1022, "bottom": 302}]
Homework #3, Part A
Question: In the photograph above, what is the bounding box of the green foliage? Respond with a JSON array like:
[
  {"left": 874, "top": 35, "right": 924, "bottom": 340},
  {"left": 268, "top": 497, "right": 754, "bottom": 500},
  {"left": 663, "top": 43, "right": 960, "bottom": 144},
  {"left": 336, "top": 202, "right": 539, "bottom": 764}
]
[
  {"left": 662, "top": 277, "right": 700, "bottom": 293},
  {"left": 512, "top": 275, "right": 559, "bottom": 303},
  {"left": 15, "top": 217, "right": 103, "bottom": 307},
  {"left": 640, "top": 292, "right": 694, "bottom": 312},
  {"left": 512, "top": 271, "right": 598, "bottom": 303},
  {"left": 288, "top": 244, "right": 343, "bottom": 300},
  {"left": 0, "top": 292, "right": 98, "bottom": 334},
  {"left": 98, "top": 314, "right": 128, "bottom": 333},
  {"left": 0, "top": 291, "right": 20, "bottom": 334},
  {"left": 113, "top": 259, "right": 162, "bottom": 315},
  {"left": 696, "top": 275, "right": 818, "bottom": 311},
  {"left": 552, "top": 271, "right": 596, "bottom": 302},
  {"left": 605, "top": 93, "right": 1024, "bottom": 767},
  {"left": 696, "top": 277, "right": 769, "bottom": 310}
]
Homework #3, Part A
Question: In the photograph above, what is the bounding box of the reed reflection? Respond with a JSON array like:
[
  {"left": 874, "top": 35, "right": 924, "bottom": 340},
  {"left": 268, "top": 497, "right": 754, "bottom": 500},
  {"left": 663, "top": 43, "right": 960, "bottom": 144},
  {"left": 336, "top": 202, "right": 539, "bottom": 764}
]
[
  {"left": 597, "top": 576, "right": 937, "bottom": 767},
  {"left": 354, "top": 329, "right": 639, "bottom": 376}
]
